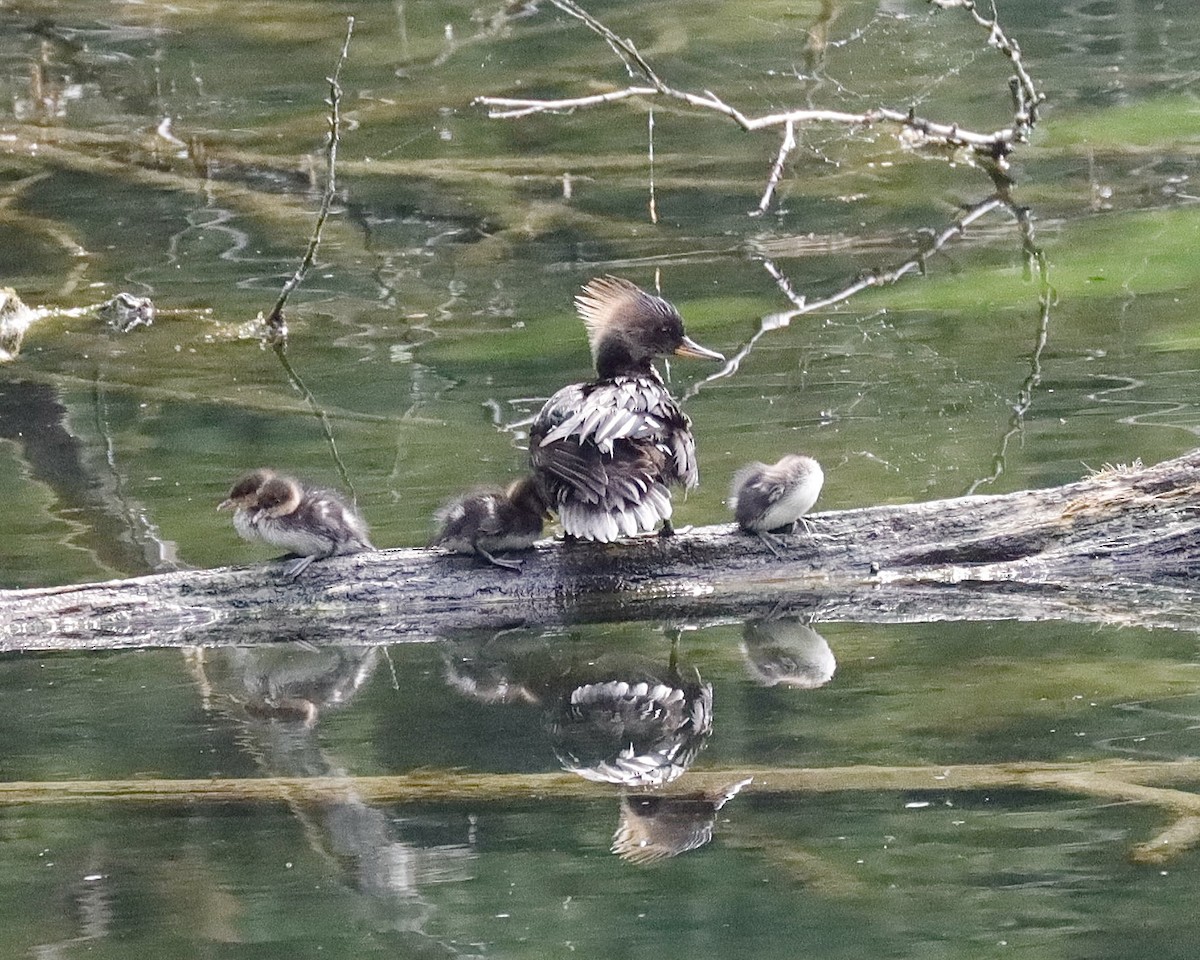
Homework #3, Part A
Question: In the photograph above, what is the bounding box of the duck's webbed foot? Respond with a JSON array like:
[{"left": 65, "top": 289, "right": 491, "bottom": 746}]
[
  {"left": 797, "top": 516, "right": 837, "bottom": 542},
  {"left": 476, "top": 546, "right": 524, "bottom": 572},
  {"left": 755, "top": 530, "right": 785, "bottom": 558},
  {"left": 659, "top": 519, "right": 676, "bottom": 538},
  {"left": 282, "top": 554, "right": 318, "bottom": 578}
]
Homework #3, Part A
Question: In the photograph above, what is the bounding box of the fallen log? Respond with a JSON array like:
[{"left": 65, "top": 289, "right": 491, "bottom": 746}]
[{"left": 3, "top": 450, "right": 1199, "bottom": 652}]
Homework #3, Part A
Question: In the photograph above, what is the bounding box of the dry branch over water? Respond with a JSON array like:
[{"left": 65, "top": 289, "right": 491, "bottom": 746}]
[
  {"left": 2, "top": 449, "right": 1199, "bottom": 651},
  {"left": 476, "top": 0, "right": 1045, "bottom": 208}
]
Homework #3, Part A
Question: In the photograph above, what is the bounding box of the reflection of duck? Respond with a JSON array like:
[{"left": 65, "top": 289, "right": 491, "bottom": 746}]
[
  {"left": 550, "top": 674, "right": 714, "bottom": 788},
  {"left": 431, "top": 476, "right": 550, "bottom": 571},
  {"left": 729, "top": 454, "right": 823, "bottom": 555},
  {"left": 218, "top": 471, "right": 373, "bottom": 577},
  {"left": 530, "top": 276, "right": 724, "bottom": 541},
  {"left": 442, "top": 631, "right": 715, "bottom": 787},
  {"left": 741, "top": 618, "right": 836, "bottom": 689},
  {"left": 612, "top": 777, "right": 752, "bottom": 864}
]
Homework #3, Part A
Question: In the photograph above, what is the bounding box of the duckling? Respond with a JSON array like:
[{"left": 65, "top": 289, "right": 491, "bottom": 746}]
[
  {"left": 218, "top": 471, "right": 372, "bottom": 577},
  {"left": 431, "top": 475, "right": 550, "bottom": 571},
  {"left": 530, "top": 276, "right": 724, "bottom": 542},
  {"left": 217, "top": 468, "right": 276, "bottom": 542},
  {"left": 729, "top": 454, "right": 824, "bottom": 556}
]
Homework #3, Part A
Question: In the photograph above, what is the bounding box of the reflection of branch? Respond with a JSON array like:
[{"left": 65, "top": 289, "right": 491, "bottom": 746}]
[
  {"left": 965, "top": 205, "right": 1052, "bottom": 494},
  {"left": 430, "top": 1, "right": 542, "bottom": 69},
  {"left": 91, "top": 380, "right": 182, "bottom": 573},
  {"left": 7, "top": 760, "right": 1200, "bottom": 862},
  {"left": 684, "top": 193, "right": 1011, "bottom": 400},
  {"left": 264, "top": 17, "right": 355, "bottom": 344},
  {"left": 272, "top": 346, "right": 356, "bottom": 502},
  {"left": 929, "top": 0, "right": 1043, "bottom": 138},
  {"left": 476, "top": 0, "right": 1044, "bottom": 182}
]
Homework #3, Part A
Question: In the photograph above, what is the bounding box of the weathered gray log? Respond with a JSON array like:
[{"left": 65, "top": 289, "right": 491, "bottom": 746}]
[{"left": 3, "top": 450, "right": 1199, "bottom": 652}]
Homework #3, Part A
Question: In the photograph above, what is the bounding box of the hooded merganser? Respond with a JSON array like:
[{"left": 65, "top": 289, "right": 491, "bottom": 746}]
[
  {"left": 612, "top": 777, "right": 753, "bottom": 864},
  {"left": 218, "top": 471, "right": 372, "bottom": 577},
  {"left": 729, "top": 454, "right": 824, "bottom": 555},
  {"left": 431, "top": 475, "right": 550, "bottom": 571},
  {"left": 530, "top": 276, "right": 724, "bottom": 542},
  {"left": 550, "top": 675, "right": 714, "bottom": 788}
]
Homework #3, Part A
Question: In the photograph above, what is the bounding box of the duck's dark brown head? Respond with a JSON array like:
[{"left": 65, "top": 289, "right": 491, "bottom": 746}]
[
  {"left": 576, "top": 276, "right": 724, "bottom": 379},
  {"left": 218, "top": 468, "right": 275, "bottom": 511}
]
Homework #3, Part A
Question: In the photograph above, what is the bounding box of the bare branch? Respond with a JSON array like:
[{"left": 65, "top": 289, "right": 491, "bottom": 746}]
[
  {"left": 549, "top": 0, "right": 666, "bottom": 89},
  {"left": 271, "top": 346, "right": 358, "bottom": 503},
  {"left": 965, "top": 200, "right": 1052, "bottom": 494},
  {"left": 474, "top": 0, "right": 1044, "bottom": 198},
  {"left": 481, "top": 85, "right": 658, "bottom": 119},
  {"left": 264, "top": 16, "right": 355, "bottom": 345},
  {"left": 754, "top": 119, "right": 797, "bottom": 216}
]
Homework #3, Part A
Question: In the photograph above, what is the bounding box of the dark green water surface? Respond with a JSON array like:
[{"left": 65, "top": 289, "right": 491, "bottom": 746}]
[{"left": 3, "top": 0, "right": 1200, "bottom": 956}]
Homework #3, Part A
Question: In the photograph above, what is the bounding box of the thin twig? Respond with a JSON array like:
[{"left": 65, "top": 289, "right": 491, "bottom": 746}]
[
  {"left": 263, "top": 16, "right": 355, "bottom": 345},
  {"left": 647, "top": 109, "right": 658, "bottom": 223},
  {"left": 754, "top": 118, "right": 796, "bottom": 216}
]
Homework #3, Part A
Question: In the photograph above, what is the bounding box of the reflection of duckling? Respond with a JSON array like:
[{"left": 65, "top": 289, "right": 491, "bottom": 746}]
[
  {"left": 218, "top": 471, "right": 372, "bottom": 577},
  {"left": 531, "top": 276, "right": 724, "bottom": 542},
  {"left": 741, "top": 618, "right": 836, "bottom": 689},
  {"left": 232, "top": 645, "right": 380, "bottom": 727},
  {"left": 612, "top": 777, "right": 752, "bottom": 864},
  {"left": 431, "top": 476, "right": 550, "bottom": 571},
  {"left": 729, "top": 454, "right": 824, "bottom": 556}
]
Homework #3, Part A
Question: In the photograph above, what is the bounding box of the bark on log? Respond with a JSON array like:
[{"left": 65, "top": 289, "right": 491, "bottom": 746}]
[{"left": 3, "top": 450, "right": 1199, "bottom": 652}]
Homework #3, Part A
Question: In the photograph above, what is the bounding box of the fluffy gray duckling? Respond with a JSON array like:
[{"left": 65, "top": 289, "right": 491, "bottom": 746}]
[
  {"left": 729, "top": 454, "right": 824, "bottom": 556},
  {"left": 219, "top": 471, "right": 372, "bottom": 577},
  {"left": 431, "top": 475, "right": 550, "bottom": 571}
]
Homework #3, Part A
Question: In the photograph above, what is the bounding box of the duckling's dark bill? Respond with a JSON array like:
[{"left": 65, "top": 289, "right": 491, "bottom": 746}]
[{"left": 674, "top": 336, "right": 724, "bottom": 362}]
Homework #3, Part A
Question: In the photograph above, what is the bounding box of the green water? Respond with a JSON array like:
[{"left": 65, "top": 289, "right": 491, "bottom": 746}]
[{"left": 3, "top": 0, "right": 1200, "bottom": 956}]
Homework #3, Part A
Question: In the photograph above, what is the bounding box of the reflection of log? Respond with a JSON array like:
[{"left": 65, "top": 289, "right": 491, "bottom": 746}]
[
  {"left": 3, "top": 450, "right": 1200, "bottom": 651},
  {"left": 2, "top": 760, "right": 1198, "bottom": 863}
]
